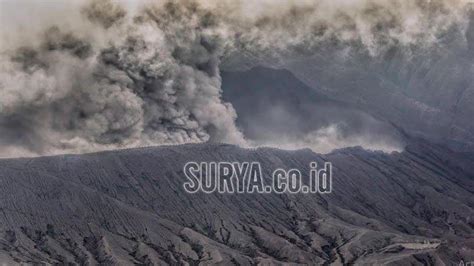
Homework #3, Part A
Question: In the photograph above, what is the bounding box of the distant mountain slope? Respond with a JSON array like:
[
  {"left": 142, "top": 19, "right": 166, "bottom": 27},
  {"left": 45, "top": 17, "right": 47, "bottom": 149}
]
[
  {"left": 0, "top": 139, "right": 472, "bottom": 264},
  {"left": 221, "top": 66, "right": 404, "bottom": 152},
  {"left": 286, "top": 16, "right": 474, "bottom": 150}
]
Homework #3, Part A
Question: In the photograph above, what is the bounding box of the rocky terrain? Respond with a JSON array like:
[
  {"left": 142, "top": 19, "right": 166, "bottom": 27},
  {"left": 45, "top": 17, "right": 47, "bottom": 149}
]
[
  {"left": 2, "top": 1, "right": 474, "bottom": 265},
  {"left": 0, "top": 138, "right": 472, "bottom": 265}
]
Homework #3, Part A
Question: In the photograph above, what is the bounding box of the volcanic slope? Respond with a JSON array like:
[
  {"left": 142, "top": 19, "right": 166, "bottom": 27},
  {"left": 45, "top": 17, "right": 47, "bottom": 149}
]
[{"left": 0, "top": 139, "right": 473, "bottom": 264}]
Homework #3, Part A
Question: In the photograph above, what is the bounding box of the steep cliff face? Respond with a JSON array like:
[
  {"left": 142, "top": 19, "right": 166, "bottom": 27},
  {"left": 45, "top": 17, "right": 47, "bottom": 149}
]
[
  {"left": 0, "top": 139, "right": 472, "bottom": 265},
  {"left": 221, "top": 66, "right": 405, "bottom": 153},
  {"left": 286, "top": 15, "right": 474, "bottom": 150},
  {"left": 221, "top": 67, "right": 393, "bottom": 138}
]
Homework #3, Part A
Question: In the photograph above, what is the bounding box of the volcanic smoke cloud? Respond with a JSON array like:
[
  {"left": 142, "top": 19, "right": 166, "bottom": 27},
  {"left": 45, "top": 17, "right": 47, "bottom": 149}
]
[{"left": 0, "top": 0, "right": 469, "bottom": 157}]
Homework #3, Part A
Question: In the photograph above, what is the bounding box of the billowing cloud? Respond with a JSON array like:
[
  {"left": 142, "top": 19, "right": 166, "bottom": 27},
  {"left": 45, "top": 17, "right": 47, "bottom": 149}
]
[{"left": 0, "top": 0, "right": 469, "bottom": 157}]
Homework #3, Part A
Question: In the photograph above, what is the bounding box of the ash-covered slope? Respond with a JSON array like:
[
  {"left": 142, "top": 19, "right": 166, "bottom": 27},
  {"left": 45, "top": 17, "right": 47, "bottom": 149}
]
[{"left": 0, "top": 140, "right": 473, "bottom": 265}]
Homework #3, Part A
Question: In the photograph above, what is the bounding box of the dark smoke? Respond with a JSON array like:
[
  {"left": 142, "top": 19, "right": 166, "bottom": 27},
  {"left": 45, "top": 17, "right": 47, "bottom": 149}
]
[{"left": 0, "top": 0, "right": 469, "bottom": 157}]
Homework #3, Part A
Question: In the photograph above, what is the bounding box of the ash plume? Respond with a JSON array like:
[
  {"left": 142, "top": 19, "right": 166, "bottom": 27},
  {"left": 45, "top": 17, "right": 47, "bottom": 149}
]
[{"left": 0, "top": 0, "right": 470, "bottom": 157}]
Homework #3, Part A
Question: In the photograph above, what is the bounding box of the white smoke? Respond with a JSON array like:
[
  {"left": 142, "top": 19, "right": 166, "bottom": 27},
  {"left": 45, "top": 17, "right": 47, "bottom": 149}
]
[
  {"left": 253, "top": 124, "right": 405, "bottom": 154},
  {"left": 0, "top": 0, "right": 469, "bottom": 157}
]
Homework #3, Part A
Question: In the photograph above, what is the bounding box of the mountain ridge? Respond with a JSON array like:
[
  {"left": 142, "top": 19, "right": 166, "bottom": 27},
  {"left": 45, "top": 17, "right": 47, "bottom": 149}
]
[{"left": 0, "top": 139, "right": 472, "bottom": 264}]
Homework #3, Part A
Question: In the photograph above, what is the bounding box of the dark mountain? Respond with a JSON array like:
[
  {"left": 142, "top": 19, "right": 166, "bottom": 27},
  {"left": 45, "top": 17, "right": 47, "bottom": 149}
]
[
  {"left": 286, "top": 17, "right": 474, "bottom": 150},
  {"left": 221, "top": 66, "right": 404, "bottom": 151},
  {"left": 0, "top": 139, "right": 472, "bottom": 264}
]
